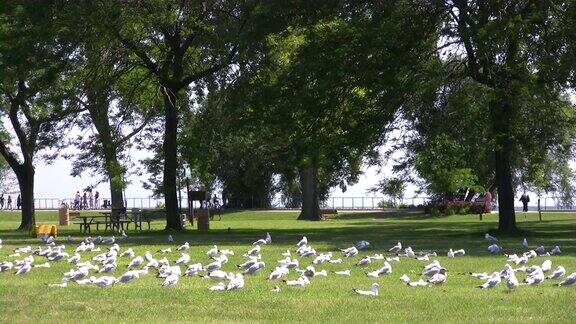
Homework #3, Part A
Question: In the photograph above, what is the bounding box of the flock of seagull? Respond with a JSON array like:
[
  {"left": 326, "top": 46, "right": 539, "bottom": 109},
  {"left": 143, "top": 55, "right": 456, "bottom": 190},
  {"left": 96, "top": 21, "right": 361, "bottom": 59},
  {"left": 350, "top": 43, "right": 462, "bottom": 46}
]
[{"left": 0, "top": 231, "right": 574, "bottom": 296}]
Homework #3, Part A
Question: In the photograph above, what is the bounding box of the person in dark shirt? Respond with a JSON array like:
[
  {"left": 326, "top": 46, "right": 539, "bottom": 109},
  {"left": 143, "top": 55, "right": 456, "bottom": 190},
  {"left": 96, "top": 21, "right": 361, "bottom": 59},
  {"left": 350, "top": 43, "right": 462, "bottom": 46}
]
[{"left": 519, "top": 192, "right": 530, "bottom": 212}]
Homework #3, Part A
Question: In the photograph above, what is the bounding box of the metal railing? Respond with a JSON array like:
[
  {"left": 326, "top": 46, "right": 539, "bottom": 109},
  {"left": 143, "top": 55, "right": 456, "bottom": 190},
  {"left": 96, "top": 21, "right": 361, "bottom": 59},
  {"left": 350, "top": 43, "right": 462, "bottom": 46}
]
[
  {"left": 28, "top": 195, "right": 576, "bottom": 211},
  {"left": 31, "top": 196, "right": 430, "bottom": 210}
]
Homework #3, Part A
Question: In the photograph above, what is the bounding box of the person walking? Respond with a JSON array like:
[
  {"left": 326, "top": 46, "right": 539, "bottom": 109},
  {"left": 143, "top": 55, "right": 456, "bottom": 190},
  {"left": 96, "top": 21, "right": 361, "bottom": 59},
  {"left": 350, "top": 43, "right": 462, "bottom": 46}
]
[
  {"left": 484, "top": 191, "right": 493, "bottom": 213},
  {"left": 74, "top": 191, "right": 81, "bottom": 210},
  {"left": 82, "top": 192, "right": 88, "bottom": 209},
  {"left": 94, "top": 191, "right": 100, "bottom": 209},
  {"left": 520, "top": 191, "right": 530, "bottom": 212},
  {"left": 16, "top": 194, "right": 21, "bottom": 210},
  {"left": 88, "top": 190, "right": 94, "bottom": 209},
  {"left": 0, "top": 194, "right": 4, "bottom": 210},
  {"left": 6, "top": 196, "right": 12, "bottom": 210}
]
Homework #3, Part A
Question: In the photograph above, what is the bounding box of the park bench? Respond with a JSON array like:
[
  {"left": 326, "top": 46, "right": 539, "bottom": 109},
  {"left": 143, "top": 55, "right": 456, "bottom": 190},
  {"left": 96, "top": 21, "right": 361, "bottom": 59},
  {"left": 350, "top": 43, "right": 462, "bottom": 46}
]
[
  {"left": 321, "top": 209, "right": 338, "bottom": 219},
  {"left": 132, "top": 208, "right": 152, "bottom": 230}
]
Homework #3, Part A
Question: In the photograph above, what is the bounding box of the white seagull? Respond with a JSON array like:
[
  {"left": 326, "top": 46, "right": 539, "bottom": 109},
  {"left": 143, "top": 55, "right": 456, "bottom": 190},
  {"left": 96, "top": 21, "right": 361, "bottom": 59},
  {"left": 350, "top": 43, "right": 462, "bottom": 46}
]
[
  {"left": 354, "top": 283, "right": 379, "bottom": 296},
  {"left": 335, "top": 269, "right": 351, "bottom": 276},
  {"left": 547, "top": 266, "right": 566, "bottom": 279},
  {"left": 163, "top": 273, "right": 179, "bottom": 287},
  {"left": 477, "top": 272, "right": 501, "bottom": 289},
  {"left": 177, "top": 242, "right": 190, "bottom": 252},
  {"left": 175, "top": 253, "right": 191, "bottom": 265},
  {"left": 389, "top": 242, "right": 402, "bottom": 253},
  {"left": 296, "top": 236, "right": 308, "bottom": 248},
  {"left": 128, "top": 256, "right": 144, "bottom": 269},
  {"left": 558, "top": 272, "right": 576, "bottom": 286},
  {"left": 184, "top": 263, "right": 203, "bottom": 276},
  {"left": 485, "top": 233, "right": 498, "bottom": 243}
]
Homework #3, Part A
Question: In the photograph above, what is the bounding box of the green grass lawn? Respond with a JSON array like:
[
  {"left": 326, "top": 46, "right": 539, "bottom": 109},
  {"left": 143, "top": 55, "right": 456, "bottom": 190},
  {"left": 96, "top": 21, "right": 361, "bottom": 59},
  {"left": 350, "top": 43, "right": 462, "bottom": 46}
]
[{"left": 0, "top": 210, "right": 575, "bottom": 323}]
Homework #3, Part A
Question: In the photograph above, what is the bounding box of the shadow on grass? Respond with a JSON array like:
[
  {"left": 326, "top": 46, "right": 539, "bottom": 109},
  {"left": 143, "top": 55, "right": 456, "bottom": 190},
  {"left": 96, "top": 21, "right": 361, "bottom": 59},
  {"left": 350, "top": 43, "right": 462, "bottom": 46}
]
[{"left": 0, "top": 212, "right": 576, "bottom": 256}]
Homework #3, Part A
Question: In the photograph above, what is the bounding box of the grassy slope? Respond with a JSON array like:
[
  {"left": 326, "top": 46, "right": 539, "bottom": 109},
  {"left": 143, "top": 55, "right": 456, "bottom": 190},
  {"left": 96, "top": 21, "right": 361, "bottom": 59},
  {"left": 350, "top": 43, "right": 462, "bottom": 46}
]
[{"left": 0, "top": 210, "right": 575, "bottom": 323}]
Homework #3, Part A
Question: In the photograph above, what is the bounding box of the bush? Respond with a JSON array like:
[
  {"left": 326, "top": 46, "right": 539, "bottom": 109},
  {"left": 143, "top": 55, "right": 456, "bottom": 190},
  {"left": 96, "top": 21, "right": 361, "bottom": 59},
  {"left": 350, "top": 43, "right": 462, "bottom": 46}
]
[
  {"left": 426, "top": 200, "right": 487, "bottom": 216},
  {"left": 444, "top": 204, "right": 456, "bottom": 215},
  {"left": 430, "top": 206, "right": 442, "bottom": 216}
]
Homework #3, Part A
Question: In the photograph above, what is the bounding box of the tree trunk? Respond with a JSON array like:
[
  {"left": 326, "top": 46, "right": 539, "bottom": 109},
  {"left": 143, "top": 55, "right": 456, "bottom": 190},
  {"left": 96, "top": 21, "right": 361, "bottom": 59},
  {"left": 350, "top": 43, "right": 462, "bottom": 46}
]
[
  {"left": 16, "top": 163, "right": 35, "bottom": 230},
  {"left": 495, "top": 143, "right": 516, "bottom": 231},
  {"left": 162, "top": 87, "right": 182, "bottom": 230},
  {"left": 109, "top": 182, "right": 124, "bottom": 210},
  {"left": 490, "top": 93, "right": 517, "bottom": 232},
  {"left": 86, "top": 92, "right": 126, "bottom": 211},
  {"left": 297, "top": 162, "right": 321, "bottom": 221}
]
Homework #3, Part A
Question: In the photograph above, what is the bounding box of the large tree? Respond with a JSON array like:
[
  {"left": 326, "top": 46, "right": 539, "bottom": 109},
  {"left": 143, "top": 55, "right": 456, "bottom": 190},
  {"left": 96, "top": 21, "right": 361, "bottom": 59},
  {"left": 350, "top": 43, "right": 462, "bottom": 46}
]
[
  {"left": 86, "top": 1, "right": 264, "bottom": 229},
  {"left": 0, "top": 2, "right": 80, "bottom": 229},
  {"left": 430, "top": 1, "right": 576, "bottom": 231},
  {"left": 68, "top": 30, "right": 157, "bottom": 212},
  {"left": 242, "top": 1, "right": 438, "bottom": 220}
]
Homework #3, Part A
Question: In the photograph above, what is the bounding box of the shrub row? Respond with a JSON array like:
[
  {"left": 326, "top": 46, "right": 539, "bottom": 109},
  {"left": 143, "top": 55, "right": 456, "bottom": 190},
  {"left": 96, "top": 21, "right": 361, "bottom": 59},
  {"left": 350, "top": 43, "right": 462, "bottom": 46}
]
[{"left": 426, "top": 200, "right": 488, "bottom": 216}]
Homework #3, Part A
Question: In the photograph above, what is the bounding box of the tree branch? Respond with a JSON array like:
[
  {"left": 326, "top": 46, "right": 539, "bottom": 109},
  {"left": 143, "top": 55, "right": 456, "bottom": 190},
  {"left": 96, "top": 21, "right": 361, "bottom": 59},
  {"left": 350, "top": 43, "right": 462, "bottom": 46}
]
[{"left": 115, "top": 31, "right": 160, "bottom": 77}]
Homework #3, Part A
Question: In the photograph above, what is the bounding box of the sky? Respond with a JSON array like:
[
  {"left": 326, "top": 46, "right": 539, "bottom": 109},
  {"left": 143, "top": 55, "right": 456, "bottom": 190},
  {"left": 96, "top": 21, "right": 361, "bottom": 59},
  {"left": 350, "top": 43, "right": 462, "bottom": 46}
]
[{"left": 32, "top": 149, "right": 411, "bottom": 200}]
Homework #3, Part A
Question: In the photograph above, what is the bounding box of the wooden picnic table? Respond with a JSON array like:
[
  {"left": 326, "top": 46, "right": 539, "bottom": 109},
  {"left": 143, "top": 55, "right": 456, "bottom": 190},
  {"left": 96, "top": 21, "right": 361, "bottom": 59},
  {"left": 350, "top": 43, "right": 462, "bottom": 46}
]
[
  {"left": 75, "top": 215, "right": 109, "bottom": 234},
  {"left": 75, "top": 210, "right": 152, "bottom": 233},
  {"left": 99, "top": 211, "right": 135, "bottom": 232}
]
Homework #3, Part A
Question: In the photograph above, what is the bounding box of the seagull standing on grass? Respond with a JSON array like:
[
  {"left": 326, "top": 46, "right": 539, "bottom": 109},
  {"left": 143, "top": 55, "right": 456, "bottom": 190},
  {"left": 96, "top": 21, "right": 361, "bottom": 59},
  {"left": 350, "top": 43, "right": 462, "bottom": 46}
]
[
  {"left": 245, "top": 245, "right": 261, "bottom": 257},
  {"left": 487, "top": 244, "right": 502, "bottom": 254},
  {"left": 522, "top": 238, "right": 529, "bottom": 249},
  {"left": 68, "top": 253, "right": 81, "bottom": 264},
  {"left": 505, "top": 271, "right": 519, "bottom": 290},
  {"left": 525, "top": 267, "right": 545, "bottom": 285},
  {"left": 115, "top": 271, "right": 140, "bottom": 284},
  {"left": 354, "top": 283, "right": 379, "bottom": 296},
  {"left": 558, "top": 272, "right": 576, "bottom": 286},
  {"left": 548, "top": 266, "right": 566, "bottom": 279},
  {"left": 102, "top": 236, "right": 115, "bottom": 245},
  {"left": 485, "top": 233, "right": 498, "bottom": 243},
  {"left": 244, "top": 261, "right": 265, "bottom": 275},
  {"left": 341, "top": 246, "right": 359, "bottom": 258},
  {"left": 389, "top": 242, "right": 402, "bottom": 253},
  {"left": 226, "top": 274, "right": 245, "bottom": 291},
  {"left": 268, "top": 266, "right": 289, "bottom": 280},
  {"left": 163, "top": 273, "right": 179, "bottom": 287},
  {"left": 120, "top": 248, "right": 135, "bottom": 258},
  {"left": 0, "top": 262, "right": 14, "bottom": 272},
  {"left": 206, "top": 245, "right": 219, "bottom": 257},
  {"left": 296, "top": 236, "right": 307, "bottom": 248},
  {"left": 477, "top": 272, "right": 501, "bottom": 289},
  {"left": 184, "top": 263, "right": 203, "bottom": 276},
  {"left": 93, "top": 276, "right": 116, "bottom": 288},
  {"left": 253, "top": 232, "right": 271, "bottom": 246},
  {"left": 175, "top": 253, "right": 190, "bottom": 265},
  {"left": 535, "top": 246, "right": 546, "bottom": 255},
  {"left": 178, "top": 242, "right": 190, "bottom": 252},
  {"left": 128, "top": 256, "right": 144, "bottom": 269},
  {"left": 356, "top": 256, "right": 372, "bottom": 267},
  {"left": 428, "top": 268, "right": 448, "bottom": 285},
  {"left": 541, "top": 260, "right": 552, "bottom": 272}
]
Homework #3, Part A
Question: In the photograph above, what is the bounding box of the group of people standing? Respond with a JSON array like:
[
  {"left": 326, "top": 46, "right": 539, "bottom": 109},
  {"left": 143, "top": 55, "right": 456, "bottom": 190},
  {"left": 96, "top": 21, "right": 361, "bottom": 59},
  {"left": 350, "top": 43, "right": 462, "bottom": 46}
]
[
  {"left": 73, "top": 190, "right": 100, "bottom": 210},
  {"left": 0, "top": 194, "right": 21, "bottom": 210}
]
